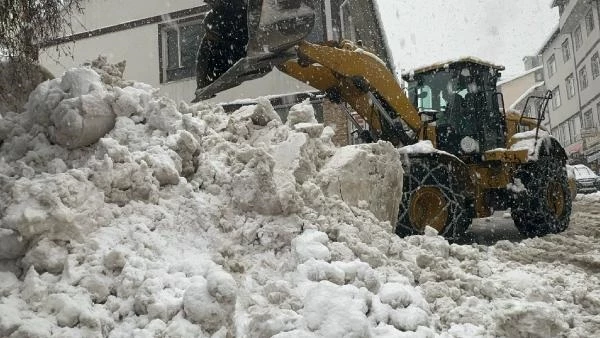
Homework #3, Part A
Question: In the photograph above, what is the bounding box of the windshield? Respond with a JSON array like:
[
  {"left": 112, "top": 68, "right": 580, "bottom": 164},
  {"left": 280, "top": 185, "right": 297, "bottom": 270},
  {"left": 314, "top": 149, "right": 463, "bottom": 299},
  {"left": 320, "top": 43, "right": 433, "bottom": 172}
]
[
  {"left": 574, "top": 166, "right": 598, "bottom": 179},
  {"left": 408, "top": 67, "right": 491, "bottom": 132}
]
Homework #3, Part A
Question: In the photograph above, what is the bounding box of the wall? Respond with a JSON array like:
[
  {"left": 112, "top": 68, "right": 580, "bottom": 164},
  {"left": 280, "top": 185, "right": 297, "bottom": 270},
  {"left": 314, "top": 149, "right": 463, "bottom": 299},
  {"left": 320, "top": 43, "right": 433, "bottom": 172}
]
[
  {"left": 498, "top": 70, "right": 540, "bottom": 108},
  {"left": 70, "top": 0, "right": 201, "bottom": 33},
  {"left": 40, "top": 1, "right": 316, "bottom": 105}
]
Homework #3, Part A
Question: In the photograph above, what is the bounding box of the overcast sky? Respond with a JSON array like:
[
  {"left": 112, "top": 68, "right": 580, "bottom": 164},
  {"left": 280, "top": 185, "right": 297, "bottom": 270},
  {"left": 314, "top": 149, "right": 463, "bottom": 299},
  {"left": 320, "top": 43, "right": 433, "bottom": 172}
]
[{"left": 376, "top": 0, "right": 559, "bottom": 78}]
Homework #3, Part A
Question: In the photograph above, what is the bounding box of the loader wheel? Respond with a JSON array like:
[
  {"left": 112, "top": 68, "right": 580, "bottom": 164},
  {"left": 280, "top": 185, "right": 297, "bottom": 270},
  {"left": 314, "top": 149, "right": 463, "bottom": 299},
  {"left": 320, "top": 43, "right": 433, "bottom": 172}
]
[
  {"left": 511, "top": 157, "right": 571, "bottom": 237},
  {"left": 396, "top": 157, "right": 471, "bottom": 239}
]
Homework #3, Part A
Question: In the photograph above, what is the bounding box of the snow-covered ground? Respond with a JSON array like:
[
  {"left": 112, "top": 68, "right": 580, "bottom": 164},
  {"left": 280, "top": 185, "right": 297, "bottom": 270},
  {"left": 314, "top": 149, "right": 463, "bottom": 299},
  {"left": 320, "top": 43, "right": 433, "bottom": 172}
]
[{"left": 1, "top": 62, "right": 599, "bottom": 338}]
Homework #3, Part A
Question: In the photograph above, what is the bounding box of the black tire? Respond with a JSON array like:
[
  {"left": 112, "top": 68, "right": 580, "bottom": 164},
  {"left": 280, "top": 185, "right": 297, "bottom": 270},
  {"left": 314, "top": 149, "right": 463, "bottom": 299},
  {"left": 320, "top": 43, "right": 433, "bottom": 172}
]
[
  {"left": 511, "top": 157, "right": 572, "bottom": 237},
  {"left": 396, "top": 156, "right": 472, "bottom": 239}
]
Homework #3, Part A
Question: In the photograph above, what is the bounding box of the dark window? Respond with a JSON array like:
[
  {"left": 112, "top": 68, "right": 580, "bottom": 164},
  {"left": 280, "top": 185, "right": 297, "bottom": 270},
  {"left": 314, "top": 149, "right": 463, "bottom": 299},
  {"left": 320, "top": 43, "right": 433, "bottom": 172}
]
[
  {"left": 579, "top": 66, "right": 588, "bottom": 90},
  {"left": 586, "top": 9, "right": 595, "bottom": 35},
  {"left": 552, "top": 86, "right": 562, "bottom": 109},
  {"left": 584, "top": 109, "right": 594, "bottom": 129},
  {"left": 547, "top": 54, "right": 556, "bottom": 78},
  {"left": 574, "top": 25, "right": 583, "bottom": 50},
  {"left": 566, "top": 74, "right": 575, "bottom": 99},
  {"left": 160, "top": 17, "right": 204, "bottom": 83},
  {"left": 592, "top": 52, "right": 600, "bottom": 80},
  {"left": 562, "top": 39, "right": 570, "bottom": 62}
]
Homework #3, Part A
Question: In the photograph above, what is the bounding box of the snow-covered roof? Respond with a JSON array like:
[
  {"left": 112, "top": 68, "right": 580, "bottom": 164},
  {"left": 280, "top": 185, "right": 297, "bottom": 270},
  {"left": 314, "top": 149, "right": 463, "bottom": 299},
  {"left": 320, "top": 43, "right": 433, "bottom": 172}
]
[
  {"left": 536, "top": 24, "right": 560, "bottom": 55},
  {"left": 401, "top": 57, "right": 505, "bottom": 79},
  {"left": 509, "top": 82, "right": 546, "bottom": 110},
  {"left": 497, "top": 66, "right": 543, "bottom": 86}
]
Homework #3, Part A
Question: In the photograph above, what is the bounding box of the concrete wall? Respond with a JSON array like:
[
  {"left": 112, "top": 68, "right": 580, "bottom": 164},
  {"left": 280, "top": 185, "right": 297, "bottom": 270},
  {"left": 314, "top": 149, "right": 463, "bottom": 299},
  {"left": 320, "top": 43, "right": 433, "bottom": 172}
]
[
  {"left": 498, "top": 70, "right": 540, "bottom": 108},
  {"left": 69, "top": 0, "right": 201, "bottom": 33}
]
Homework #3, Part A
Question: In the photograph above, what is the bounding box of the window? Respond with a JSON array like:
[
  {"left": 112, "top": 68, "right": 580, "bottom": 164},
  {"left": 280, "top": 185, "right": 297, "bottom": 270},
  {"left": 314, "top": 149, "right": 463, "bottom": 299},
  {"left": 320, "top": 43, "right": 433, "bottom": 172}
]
[
  {"left": 570, "top": 115, "right": 582, "bottom": 141},
  {"left": 596, "top": 102, "right": 600, "bottom": 129},
  {"left": 547, "top": 54, "right": 557, "bottom": 78},
  {"left": 584, "top": 109, "right": 594, "bottom": 129},
  {"left": 574, "top": 25, "right": 583, "bottom": 50},
  {"left": 562, "top": 39, "right": 571, "bottom": 62},
  {"left": 579, "top": 66, "right": 589, "bottom": 90},
  {"left": 552, "top": 86, "right": 562, "bottom": 109},
  {"left": 598, "top": 102, "right": 600, "bottom": 128},
  {"left": 552, "top": 127, "right": 560, "bottom": 141},
  {"left": 592, "top": 52, "right": 600, "bottom": 80},
  {"left": 561, "top": 122, "right": 572, "bottom": 145},
  {"left": 566, "top": 74, "right": 576, "bottom": 99},
  {"left": 159, "top": 17, "right": 204, "bottom": 83},
  {"left": 586, "top": 9, "right": 595, "bottom": 35}
]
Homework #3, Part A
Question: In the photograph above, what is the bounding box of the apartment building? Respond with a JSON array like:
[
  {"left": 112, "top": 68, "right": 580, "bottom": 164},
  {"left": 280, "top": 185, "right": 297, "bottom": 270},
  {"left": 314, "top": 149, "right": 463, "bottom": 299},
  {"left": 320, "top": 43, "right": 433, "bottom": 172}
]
[{"left": 540, "top": 0, "right": 600, "bottom": 167}]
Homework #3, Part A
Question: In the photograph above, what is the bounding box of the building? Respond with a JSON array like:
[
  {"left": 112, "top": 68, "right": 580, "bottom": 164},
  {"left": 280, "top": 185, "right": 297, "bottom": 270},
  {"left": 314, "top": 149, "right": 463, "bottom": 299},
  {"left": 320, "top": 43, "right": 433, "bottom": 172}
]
[
  {"left": 39, "top": 0, "right": 394, "bottom": 146},
  {"left": 497, "top": 57, "right": 546, "bottom": 120},
  {"left": 538, "top": 0, "right": 600, "bottom": 168}
]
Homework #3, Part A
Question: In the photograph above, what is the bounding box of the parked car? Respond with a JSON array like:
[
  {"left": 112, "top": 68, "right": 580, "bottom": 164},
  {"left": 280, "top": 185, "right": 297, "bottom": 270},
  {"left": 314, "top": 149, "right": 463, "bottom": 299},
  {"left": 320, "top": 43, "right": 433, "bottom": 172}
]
[{"left": 570, "top": 164, "right": 600, "bottom": 194}]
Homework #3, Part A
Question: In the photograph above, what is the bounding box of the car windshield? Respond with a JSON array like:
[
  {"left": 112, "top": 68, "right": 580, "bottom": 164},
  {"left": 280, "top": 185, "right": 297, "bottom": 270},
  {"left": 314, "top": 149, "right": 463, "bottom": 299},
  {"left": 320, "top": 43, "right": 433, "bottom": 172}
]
[{"left": 574, "top": 166, "right": 597, "bottom": 179}]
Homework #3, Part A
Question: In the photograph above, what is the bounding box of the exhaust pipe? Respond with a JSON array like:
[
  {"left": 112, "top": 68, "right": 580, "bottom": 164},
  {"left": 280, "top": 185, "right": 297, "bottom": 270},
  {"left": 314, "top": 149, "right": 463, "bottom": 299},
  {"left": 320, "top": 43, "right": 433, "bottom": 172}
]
[{"left": 194, "top": 0, "right": 316, "bottom": 101}]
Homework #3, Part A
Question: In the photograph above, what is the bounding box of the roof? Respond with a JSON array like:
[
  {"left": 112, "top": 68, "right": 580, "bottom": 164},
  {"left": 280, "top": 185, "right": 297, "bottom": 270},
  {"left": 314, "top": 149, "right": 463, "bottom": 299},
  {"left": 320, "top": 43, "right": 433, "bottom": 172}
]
[
  {"left": 536, "top": 24, "right": 560, "bottom": 55},
  {"left": 497, "top": 66, "right": 543, "bottom": 86},
  {"left": 401, "top": 57, "right": 505, "bottom": 80},
  {"left": 509, "top": 82, "right": 546, "bottom": 110}
]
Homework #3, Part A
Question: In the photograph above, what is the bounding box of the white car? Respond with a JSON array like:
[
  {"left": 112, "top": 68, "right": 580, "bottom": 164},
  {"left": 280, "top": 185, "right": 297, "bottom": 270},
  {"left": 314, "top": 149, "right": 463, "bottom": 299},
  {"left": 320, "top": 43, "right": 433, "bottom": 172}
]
[{"left": 571, "top": 164, "right": 600, "bottom": 194}]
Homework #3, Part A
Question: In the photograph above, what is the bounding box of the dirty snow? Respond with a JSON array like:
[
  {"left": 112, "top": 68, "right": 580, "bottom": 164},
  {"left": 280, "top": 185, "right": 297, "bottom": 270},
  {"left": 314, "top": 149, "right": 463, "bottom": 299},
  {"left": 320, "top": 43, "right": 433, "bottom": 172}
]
[{"left": 1, "top": 61, "right": 599, "bottom": 338}]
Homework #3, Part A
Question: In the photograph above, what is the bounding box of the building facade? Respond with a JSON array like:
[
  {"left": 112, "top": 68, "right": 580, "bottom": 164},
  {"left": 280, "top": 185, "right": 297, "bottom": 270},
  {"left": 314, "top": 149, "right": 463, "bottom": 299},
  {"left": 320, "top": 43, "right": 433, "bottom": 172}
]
[
  {"left": 497, "top": 61, "right": 545, "bottom": 119},
  {"left": 39, "top": 0, "right": 392, "bottom": 146},
  {"left": 540, "top": 0, "right": 600, "bottom": 168},
  {"left": 39, "top": 0, "right": 317, "bottom": 105}
]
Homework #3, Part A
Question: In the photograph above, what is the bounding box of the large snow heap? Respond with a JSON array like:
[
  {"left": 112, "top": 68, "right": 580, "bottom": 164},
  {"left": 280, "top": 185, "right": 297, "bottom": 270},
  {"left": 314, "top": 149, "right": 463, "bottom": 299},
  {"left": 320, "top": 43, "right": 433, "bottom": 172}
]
[
  {"left": 0, "top": 59, "right": 417, "bottom": 337},
  {"left": 1, "top": 59, "right": 597, "bottom": 338}
]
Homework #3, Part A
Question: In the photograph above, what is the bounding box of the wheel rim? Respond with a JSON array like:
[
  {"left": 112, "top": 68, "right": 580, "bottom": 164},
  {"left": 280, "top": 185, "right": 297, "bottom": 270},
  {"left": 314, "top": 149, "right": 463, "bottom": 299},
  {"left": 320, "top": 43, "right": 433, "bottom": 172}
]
[
  {"left": 546, "top": 181, "right": 566, "bottom": 218},
  {"left": 409, "top": 187, "right": 449, "bottom": 232}
]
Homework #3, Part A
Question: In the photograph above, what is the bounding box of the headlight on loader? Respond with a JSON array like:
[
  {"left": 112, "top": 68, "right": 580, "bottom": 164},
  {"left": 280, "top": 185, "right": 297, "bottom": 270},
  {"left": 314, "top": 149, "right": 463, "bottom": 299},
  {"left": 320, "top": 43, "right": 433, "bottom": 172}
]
[{"left": 460, "top": 136, "right": 480, "bottom": 154}]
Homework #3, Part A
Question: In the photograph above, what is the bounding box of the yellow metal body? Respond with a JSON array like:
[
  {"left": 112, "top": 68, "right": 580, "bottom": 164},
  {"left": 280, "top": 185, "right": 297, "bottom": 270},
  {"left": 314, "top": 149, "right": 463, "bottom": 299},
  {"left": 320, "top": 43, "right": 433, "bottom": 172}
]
[{"left": 280, "top": 40, "right": 558, "bottom": 221}]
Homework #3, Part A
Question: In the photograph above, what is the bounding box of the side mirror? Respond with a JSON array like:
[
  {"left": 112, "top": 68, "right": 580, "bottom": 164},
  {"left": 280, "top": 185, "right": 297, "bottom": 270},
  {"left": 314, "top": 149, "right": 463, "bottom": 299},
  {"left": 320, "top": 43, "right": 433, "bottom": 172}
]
[{"left": 419, "top": 109, "right": 438, "bottom": 123}]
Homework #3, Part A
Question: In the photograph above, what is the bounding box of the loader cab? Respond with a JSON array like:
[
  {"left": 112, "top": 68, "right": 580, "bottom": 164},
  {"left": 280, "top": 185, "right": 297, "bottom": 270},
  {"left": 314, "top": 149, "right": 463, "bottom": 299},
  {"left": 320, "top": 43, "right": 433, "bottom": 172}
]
[{"left": 402, "top": 59, "right": 506, "bottom": 160}]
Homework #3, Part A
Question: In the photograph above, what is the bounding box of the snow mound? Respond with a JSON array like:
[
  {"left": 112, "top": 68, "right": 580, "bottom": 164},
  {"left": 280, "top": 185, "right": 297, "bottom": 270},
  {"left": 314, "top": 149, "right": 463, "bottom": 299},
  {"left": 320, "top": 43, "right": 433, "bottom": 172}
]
[
  {"left": 1, "top": 62, "right": 598, "bottom": 338},
  {"left": 0, "top": 63, "right": 421, "bottom": 337}
]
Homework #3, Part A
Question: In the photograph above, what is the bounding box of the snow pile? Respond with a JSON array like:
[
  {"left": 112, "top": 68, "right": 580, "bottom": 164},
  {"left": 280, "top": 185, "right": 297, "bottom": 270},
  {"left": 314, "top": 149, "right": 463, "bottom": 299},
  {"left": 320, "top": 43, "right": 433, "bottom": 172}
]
[
  {"left": 576, "top": 192, "right": 600, "bottom": 202},
  {"left": 1, "top": 62, "right": 599, "bottom": 338}
]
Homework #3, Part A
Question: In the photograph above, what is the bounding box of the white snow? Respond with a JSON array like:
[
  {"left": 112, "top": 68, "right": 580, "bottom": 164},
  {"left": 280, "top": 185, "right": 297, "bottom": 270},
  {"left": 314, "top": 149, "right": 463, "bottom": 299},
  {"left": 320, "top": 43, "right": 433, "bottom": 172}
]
[
  {"left": 1, "top": 60, "right": 599, "bottom": 338},
  {"left": 509, "top": 129, "right": 556, "bottom": 161}
]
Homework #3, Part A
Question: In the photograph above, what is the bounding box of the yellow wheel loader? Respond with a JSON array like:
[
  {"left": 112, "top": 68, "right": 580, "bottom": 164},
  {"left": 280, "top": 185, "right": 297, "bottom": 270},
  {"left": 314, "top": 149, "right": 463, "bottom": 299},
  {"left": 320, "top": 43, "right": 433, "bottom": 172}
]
[{"left": 194, "top": 0, "right": 572, "bottom": 239}]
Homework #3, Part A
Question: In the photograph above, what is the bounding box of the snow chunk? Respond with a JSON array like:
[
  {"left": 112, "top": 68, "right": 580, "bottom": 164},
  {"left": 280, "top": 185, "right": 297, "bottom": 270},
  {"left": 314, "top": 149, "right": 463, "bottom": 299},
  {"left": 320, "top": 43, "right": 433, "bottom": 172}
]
[
  {"left": 319, "top": 142, "right": 403, "bottom": 225},
  {"left": 303, "top": 282, "right": 371, "bottom": 337},
  {"left": 292, "top": 230, "right": 331, "bottom": 263},
  {"left": 493, "top": 300, "right": 569, "bottom": 338},
  {"left": 286, "top": 99, "right": 318, "bottom": 127},
  {"left": 183, "top": 278, "right": 233, "bottom": 334}
]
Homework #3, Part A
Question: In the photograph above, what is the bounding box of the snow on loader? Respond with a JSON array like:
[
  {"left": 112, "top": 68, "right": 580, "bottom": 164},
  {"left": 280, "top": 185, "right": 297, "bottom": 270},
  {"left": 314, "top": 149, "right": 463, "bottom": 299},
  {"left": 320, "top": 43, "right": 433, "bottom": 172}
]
[{"left": 194, "top": 0, "right": 572, "bottom": 239}]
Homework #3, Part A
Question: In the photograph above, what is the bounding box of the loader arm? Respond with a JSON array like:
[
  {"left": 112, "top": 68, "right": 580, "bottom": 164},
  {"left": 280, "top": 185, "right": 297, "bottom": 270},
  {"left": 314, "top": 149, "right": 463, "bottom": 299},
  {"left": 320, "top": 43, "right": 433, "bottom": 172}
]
[
  {"left": 193, "top": 0, "right": 422, "bottom": 145},
  {"left": 277, "top": 40, "right": 421, "bottom": 145}
]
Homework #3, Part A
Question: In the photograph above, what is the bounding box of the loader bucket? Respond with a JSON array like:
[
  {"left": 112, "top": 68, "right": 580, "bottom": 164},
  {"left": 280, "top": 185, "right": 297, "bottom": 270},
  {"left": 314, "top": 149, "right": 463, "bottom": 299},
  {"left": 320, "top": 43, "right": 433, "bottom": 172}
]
[{"left": 194, "top": 0, "right": 316, "bottom": 101}]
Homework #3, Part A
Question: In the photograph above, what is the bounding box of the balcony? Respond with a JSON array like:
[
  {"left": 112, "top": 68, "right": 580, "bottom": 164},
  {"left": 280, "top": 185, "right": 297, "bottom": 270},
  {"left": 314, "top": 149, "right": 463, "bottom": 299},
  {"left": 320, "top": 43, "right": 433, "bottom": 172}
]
[{"left": 556, "top": 0, "right": 595, "bottom": 33}]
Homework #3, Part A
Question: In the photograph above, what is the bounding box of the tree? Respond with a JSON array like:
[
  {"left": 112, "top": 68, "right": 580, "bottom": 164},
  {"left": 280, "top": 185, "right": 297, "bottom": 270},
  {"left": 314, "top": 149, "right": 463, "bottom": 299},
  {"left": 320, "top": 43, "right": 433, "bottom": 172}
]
[
  {"left": 0, "top": 0, "right": 84, "bottom": 112},
  {"left": 0, "top": 0, "right": 84, "bottom": 63}
]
